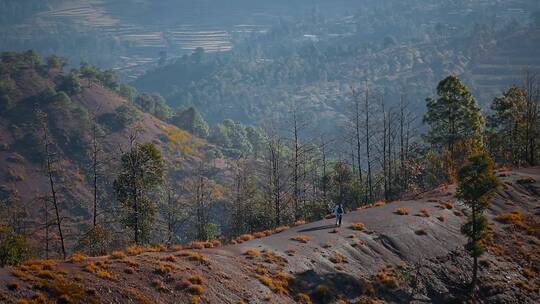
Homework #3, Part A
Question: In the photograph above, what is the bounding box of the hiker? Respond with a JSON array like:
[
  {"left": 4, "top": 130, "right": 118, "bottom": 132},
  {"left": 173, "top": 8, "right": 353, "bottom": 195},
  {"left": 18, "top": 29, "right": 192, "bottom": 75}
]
[{"left": 334, "top": 202, "right": 344, "bottom": 227}]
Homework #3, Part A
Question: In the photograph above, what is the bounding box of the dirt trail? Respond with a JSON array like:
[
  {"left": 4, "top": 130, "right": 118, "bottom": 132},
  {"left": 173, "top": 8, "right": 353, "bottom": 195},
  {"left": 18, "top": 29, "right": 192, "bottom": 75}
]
[{"left": 1, "top": 167, "right": 539, "bottom": 303}]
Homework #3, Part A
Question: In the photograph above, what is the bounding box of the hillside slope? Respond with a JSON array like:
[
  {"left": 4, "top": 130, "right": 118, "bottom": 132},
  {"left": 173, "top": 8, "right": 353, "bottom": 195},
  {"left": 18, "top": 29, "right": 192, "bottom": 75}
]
[
  {"left": 1, "top": 167, "right": 538, "bottom": 303},
  {"left": 0, "top": 56, "right": 206, "bottom": 250}
]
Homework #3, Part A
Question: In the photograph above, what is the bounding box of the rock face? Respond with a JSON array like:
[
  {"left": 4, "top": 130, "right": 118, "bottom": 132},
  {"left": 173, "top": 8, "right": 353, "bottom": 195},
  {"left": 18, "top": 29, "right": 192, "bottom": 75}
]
[{"left": 1, "top": 167, "right": 539, "bottom": 304}]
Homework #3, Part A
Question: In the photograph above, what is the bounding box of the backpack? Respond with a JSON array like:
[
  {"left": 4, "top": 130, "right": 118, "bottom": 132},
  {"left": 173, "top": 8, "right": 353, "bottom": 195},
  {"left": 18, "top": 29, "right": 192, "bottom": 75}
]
[{"left": 337, "top": 205, "right": 343, "bottom": 215}]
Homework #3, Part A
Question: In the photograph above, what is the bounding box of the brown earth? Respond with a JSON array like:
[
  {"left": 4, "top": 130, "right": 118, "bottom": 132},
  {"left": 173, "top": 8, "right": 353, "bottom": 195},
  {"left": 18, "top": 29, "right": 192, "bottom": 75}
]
[{"left": 0, "top": 167, "right": 538, "bottom": 304}]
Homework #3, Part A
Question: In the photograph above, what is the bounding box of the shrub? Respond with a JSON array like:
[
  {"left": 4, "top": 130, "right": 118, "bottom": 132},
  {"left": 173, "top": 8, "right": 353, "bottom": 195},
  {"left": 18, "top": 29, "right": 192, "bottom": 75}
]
[
  {"left": 291, "top": 235, "right": 310, "bottom": 243},
  {"left": 395, "top": 208, "right": 408, "bottom": 215},
  {"left": 349, "top": 223, "right": 367, "bottom": 231},
  {"left": 0, "top": 225, "right": 31, "bottom": 266},
  {"left": 96, "top": 270, "right": 113, "bottom": 280},
  {"left": 253, "top": 231, "right": 267, "bottom": 238},
  {"left": 375, "top": 267, "right": 399, "bottom": 289}
]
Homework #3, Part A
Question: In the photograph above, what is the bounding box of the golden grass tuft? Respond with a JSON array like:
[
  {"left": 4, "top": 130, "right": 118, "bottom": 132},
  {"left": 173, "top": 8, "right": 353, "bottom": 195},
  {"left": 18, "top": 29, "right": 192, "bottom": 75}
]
[
  {"left": 297, "top": 293, "right": 312, "bottom": 304},
  {"left": 110, "top": 250, "right": 126, "bottom": 259},
  {"left": 244, "top": 248, "right": 260, "bottom": 259},
  {"left": 188, "top": 275, "right": 204, "bottom": 285},
  {"left": 375, "top": 266, "right": 399, "bottom": 289},
  {"left": 68, "top": 253, "right": 86, "bottom": 263},
  {"left": 154, "top": 263, "right": 173, "bottom": 275},
  {"left": 151, "top": 278, "right": 167, "bottom": 292},
  {"left": 178, "top": 251, "right": 210, "bottom": 265},
  {"left": 238, "top": 234, "right": 255, "bottom": 242},
  {"left": 96, "top": 270, "right": 114, "bottom": 280},
  {"left": 126, "top": 245, "right": 146, "bottom": 256},
  {"left": 395, "top": 208, "right": 408, "bottom": 215},
  {"left": 329, "top": 252, "right": 346, "bottom": 264},
  {"left": 187, "top": 284, "right": 204, "bottom": 295},
  {"left": 291, "top": 235, "right": 310, "bottom": 243},
  {"left": 495, "top": 211, "right": 523, "bottom": 225},
  {"left": 294, "top": 219, "right": 307, "bottom": 226},
  {"left": 374, "top": 200, "right": 385, "bottom": 206},
  {"left": 349, "top": 222, "right": 367, "bottom": 231},
  {"left": 274, "top": 226, "right": 290, "bottom": 233}
]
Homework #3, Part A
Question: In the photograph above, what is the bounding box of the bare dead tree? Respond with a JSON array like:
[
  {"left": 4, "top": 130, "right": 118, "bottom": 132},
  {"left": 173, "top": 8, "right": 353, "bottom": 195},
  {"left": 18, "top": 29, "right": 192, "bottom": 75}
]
[
  {"left": 364, "top": 82, "right": 374, "bottom": 204},
  {"left": 350, "top": 86, "right": 364, "bottom": 198},
  {"left": 36, "top": 109, "right": 66, "bottom": 259}
]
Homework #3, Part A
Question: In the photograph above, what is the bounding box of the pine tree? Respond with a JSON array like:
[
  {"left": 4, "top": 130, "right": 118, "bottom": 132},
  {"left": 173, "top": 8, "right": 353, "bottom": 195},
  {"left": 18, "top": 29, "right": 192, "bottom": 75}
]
[
  {"left": 114, "top": 139, "right": 165, "bottom": 245},
  {"left": 457, "top": 152, "right": 499, "bottom": 296},
  {"left": 424, "top": 76, "right": 484, "bottom": 161}
]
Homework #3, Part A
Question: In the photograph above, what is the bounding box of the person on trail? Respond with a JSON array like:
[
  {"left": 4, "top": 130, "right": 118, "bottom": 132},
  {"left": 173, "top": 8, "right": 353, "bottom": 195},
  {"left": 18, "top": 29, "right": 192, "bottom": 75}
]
[{"left": 334, "top": 203, "right": 344, "bottom": 227}]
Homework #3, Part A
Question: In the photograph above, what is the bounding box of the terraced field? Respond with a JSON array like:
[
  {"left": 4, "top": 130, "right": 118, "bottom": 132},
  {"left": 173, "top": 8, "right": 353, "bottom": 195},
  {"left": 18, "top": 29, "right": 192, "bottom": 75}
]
[{"left": 470, "top": 29, "right": 540, "bottom": 103}]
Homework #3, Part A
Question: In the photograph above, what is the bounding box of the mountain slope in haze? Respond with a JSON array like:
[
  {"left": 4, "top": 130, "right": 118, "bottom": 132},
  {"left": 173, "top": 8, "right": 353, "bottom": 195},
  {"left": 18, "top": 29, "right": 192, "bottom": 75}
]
[
  {"left": 0, "top": 53, "right": 207, "bottom": 250},
  {"left": 1, "top": 167, "right": 538, "bottom": 303}
]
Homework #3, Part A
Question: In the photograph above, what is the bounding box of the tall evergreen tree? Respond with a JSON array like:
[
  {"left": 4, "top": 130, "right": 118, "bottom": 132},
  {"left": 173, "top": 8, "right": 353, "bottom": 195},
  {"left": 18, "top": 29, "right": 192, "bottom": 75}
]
[
  {"left": 457, "top": 152, "right": 499, "bottom": 296},
  {"left": 424, "top": 76, "right": 484, "bottom": 161},
  {"left": 114, "top": 141, "right": 165, "bottom": 245}
]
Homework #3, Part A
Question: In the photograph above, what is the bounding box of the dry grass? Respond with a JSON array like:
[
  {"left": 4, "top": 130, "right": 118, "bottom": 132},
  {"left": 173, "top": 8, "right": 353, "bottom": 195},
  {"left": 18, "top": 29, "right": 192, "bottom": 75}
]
[
  {"left": 274, "top": 226, "right": 290, "bottom": 233},
  {"left": 96, "top": 270, "right": 114, "bottom": 280},
  {"left": 253, "top": 231, "right": 269, "bottom": 238},
  {"left": 110, "top": 250, "right": 126, "bottom": 259},
  {"left": 244, "top": 248, "right": 260, "bottom": 259},
  {"left": 439, "top": 201, "right": 453, "bottom": 210},
  {"left": 162, "top": 255, "right": 176, "bottom": 263},
  {"left": 294, "top": 219, "right": 307, "bottom": 226},
  {"left": 68, "top": 253, "right": 86, "bottom": 263},
  {"left": 374, "top": 200, "right": 385, "bottom": 206},
  {"left": 329, "top": 252, "right": 346, "bottom": 264},
  {"left": 495, "top": 211, "right": 523, "bottom": 225},
  {"left": 187, "top": 241, "right": 206, "bottom": 249},
  {"left": 349, "top": 222, "right": 367, "bottom": 231},
  {"left": 291, "top": 235, "right": 310, "bottom": 243},
  {"left": 178, "top": 251, "right": 209, "bottom": 265},
  {"left": 188, "top": 275, "right": 204, "bottom": 285},
  {"left": 238, "top": 234, "right": 255, "bottom": 242},
  {"left": 154, "top": 263, "right": 174, "bottom": 275},
  {"left": 258, "top": 272, "right": 292, "bottom": 295},
  {"left": 126, "top": 245, "right": 146, "bottom": 256},
  {"left": 297, "top": 293, "right": 312, "bottom": 304},
  {"left": 395, "top": 208, "right": 409, "bottom": 215},
  {"left": 375, "top": 266, "right": 399, "bottom": 289},
  {"left": 522, "top": 267, "right": 535, "bottom": 279},
  {"left": 187, "top": 284, "right": 204, "bottom": 295},
  {"left": 324, "top": 214, "right": 336, "bottom": 219},
  {"left": 419, "top": 209, "right": 430, "bottom": 217},
  {"left": 516, "top": 280, "right": 537, "bottom": 292},
  {"left": 151, "top": 278, "right": 167, "bottom": 292}
]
